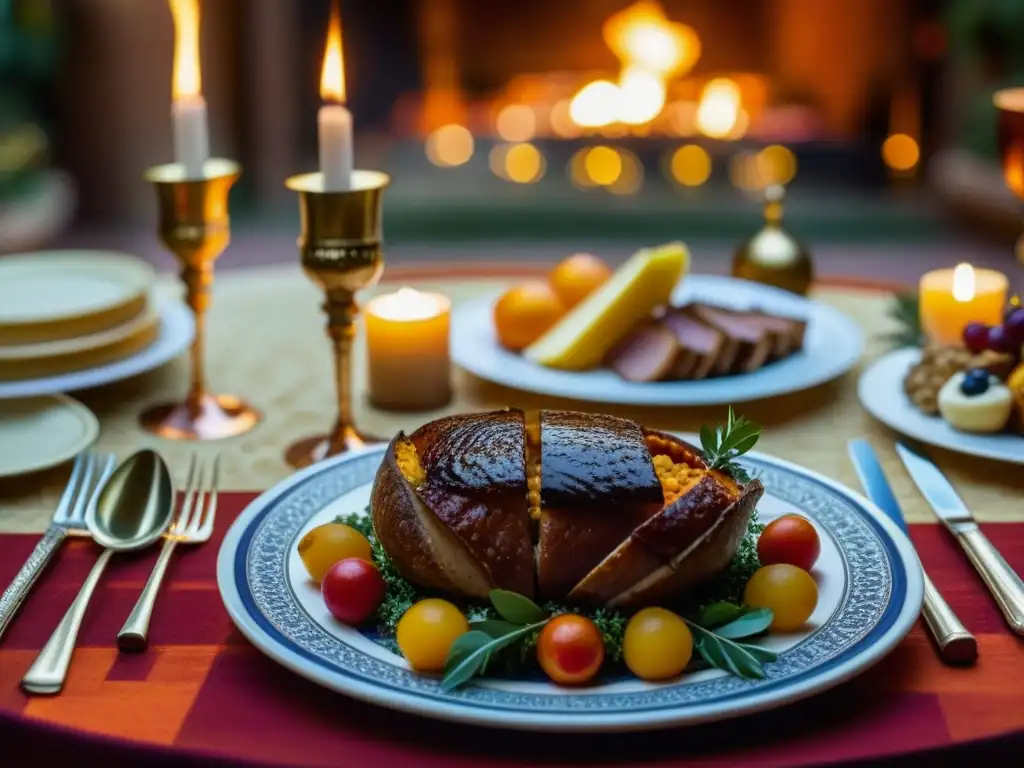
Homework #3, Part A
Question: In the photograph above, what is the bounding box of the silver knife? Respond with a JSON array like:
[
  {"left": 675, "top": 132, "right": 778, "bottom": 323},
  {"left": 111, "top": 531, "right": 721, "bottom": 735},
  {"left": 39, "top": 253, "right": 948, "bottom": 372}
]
[
  {"left": 848, "top": 440, "right": 977, "bottom": 663},
  {"left": 896, "top": 441, "right": 1024, "bottom": 636}
]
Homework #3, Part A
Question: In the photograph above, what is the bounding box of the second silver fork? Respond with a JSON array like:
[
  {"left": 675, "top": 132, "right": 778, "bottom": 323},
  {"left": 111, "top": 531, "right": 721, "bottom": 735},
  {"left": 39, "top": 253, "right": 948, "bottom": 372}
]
[{"left": 116, "top": 454, "right": 219, "bottom": 652}]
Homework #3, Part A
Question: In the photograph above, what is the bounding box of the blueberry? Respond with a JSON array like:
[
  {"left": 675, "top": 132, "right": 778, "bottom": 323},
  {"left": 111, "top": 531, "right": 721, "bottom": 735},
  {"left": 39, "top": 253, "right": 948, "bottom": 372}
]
[{"left": 960, "top": 369, "right": 990, "bottom": 396}]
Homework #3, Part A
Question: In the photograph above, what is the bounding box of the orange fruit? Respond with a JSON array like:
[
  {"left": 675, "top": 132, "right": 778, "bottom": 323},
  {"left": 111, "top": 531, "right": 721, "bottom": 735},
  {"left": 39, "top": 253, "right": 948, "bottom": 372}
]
[
  {"left": 493, "top": 282, "right": 566, "bottom": 352},
  {"left": 548, "top": 253, "right": 613, "bottom": 309},
  {"left": 537, "top": 614, "right": 605, "bottom": 685}
]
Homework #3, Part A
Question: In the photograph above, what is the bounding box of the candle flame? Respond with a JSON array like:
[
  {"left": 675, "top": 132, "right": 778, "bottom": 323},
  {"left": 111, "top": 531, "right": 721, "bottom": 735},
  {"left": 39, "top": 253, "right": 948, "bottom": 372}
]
[
  {"left": 169, "top": 0, "right": 202, "bottom": 99},
  {"left": 952, "top": 263, "right": 976, "bottom": 302},
  {"left": 320, "top": 1, "right": 346, "bottom": 103},
  {"left": 371, "top": 287, "right": 446, "bottom": 322}
]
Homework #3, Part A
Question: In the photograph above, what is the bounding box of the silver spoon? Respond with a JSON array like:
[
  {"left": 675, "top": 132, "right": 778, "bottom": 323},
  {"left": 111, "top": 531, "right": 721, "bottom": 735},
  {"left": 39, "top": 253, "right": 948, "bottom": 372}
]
[{"left": 21, "top": 450, "right": 174, "bottom": 695}]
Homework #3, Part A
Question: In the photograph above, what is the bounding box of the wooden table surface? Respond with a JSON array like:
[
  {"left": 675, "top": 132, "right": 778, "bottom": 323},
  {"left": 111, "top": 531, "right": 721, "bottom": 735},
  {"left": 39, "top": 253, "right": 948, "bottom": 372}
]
[{"left": 1, "top": 262, "right": 1022, "bottom": 533}]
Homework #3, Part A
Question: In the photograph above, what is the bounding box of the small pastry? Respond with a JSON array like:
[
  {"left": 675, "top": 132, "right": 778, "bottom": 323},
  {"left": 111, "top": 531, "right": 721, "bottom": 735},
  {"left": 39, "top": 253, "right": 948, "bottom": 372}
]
[{"left": 938, "top": 369, "right": 1013, "bottom": 434}]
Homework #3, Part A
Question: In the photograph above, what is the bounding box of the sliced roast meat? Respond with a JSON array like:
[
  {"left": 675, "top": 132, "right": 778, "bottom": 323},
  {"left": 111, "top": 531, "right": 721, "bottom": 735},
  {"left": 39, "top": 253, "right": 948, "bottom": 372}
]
[
  {"left": 409, "top": 409, "right": 535, "bottom": 597},
  {"left": 605, "top": 322, "right": 680, "bottom": 382},
  {"left": 661, "top": 310, "right": 736, "bottom": 379},
  {"left": 536, "top": 410, "right": 663, "bottom": 599},
  {"left": 683, "top": 304, "right": 774, "bottom": 374}
]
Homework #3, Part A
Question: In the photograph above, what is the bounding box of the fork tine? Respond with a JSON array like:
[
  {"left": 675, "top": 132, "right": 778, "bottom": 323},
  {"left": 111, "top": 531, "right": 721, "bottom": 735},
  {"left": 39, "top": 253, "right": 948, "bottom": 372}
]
[
  {"left": 66, "top": 453, "right": 98, "bottom": 525},
  {"left": 175, "top": 453, "right": 202, "bottom": 535},
  {"left": 196, "top": 455, "right": 220, "bottom": 539},
  {"left": 52, "top": 453, "right": 88, "bottom": 524}
]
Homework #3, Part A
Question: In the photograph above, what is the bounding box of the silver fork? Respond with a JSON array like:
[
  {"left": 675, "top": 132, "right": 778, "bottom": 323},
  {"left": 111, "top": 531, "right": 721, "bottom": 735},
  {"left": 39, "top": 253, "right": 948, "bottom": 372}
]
[
  {"left": 117, "top": 453, "right": 219, "bottom": 652},
  {"left": 0, "top": 451, "right": 117, "bottom": 642}
]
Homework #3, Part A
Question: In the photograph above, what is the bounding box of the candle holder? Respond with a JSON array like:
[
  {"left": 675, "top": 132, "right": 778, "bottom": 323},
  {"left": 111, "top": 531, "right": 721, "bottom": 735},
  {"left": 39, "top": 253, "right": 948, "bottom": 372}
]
[
  {"left": 138, "top": 159, "right": 261, "bottom": 440},
  {"left": 284, "top": 170, "right": 389, "bottom": 468},
  {"left": 995, "top": 88, "right": 1024, "bottom": 265}
]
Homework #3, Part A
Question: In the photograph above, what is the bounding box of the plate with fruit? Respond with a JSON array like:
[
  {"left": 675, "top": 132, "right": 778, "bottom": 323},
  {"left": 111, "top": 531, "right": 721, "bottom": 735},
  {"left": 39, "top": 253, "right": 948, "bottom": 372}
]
[
  {"left": 451, "top": 244, "right": 863, "bottom": 405},
  {"left": 218, "top": 408, "right": 922, "bottom": 731},
  {"left": 859, "top": 308, "right": 1024, "bottom": 464}
]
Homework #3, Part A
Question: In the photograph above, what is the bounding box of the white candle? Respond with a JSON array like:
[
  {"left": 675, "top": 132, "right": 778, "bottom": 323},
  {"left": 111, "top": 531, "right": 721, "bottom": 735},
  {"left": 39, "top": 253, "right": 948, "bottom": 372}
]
[
  {"left": 169, "top": 0, "right": 209, "bottom": 178},
  {"left": 173, "top": 95, "right": 209, "bottom": 178},
  {"left": 318, "top": 2, "right": 352, "bottom": 191},
  {"left": 319, "top": 103, "right": 353, "bottom": 191}
]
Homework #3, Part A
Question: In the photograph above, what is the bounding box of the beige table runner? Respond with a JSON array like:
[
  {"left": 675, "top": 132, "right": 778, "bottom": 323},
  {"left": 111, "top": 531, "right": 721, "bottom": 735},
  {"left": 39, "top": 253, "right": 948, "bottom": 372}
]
[{"left": 2, "top": 264, "right": 1021, "bottom": 532}]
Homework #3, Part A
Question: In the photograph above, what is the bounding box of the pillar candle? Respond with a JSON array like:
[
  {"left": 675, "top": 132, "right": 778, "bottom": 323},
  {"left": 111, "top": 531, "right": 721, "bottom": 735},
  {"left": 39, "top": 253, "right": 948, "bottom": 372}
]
[
  {"left": 366, "top": 288, "right": 452, "bottom": 411},
  {"left": 919, "top": 263, "right": 1008, "bottom": 346}
]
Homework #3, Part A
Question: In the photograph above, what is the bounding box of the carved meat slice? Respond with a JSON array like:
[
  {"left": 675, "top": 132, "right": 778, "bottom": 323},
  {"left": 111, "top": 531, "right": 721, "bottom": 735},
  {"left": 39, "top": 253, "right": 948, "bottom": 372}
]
[
  {"left": 661, "top": 311, "right": 734, "bottom": 380},
  {"left": 683, "top": 304, "right": 774, "bottom": 374},
  {"left": 605, "top": 321, "right": 680, "bottom": 382},
  {"left": 536, "top": 410, "right": 663, "bottom": 599}
]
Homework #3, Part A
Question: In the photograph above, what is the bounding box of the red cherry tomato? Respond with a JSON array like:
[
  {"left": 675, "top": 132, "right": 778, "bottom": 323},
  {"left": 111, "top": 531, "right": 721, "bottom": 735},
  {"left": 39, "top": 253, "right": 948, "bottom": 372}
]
[
  {"left": 321, "top": 557, "right": 386, "bottom": 625},
  {"left": 757, "top": 514, "right": 821, "bottom": 571},
  {"left": 536, "top": 615, "right": 605, "bottom": 685}
]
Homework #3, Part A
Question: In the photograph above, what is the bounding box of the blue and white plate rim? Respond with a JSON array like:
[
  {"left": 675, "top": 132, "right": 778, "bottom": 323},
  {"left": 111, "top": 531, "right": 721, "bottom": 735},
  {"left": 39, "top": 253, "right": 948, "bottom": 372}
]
[{"left": 217, "top": 441, "right": 923, "bottom": 732}]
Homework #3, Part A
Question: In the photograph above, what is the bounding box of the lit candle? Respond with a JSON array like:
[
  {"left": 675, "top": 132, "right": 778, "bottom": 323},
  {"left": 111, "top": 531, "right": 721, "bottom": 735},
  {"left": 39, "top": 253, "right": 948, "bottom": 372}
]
[
  {"left": 169, "top": 0, "right": 209, "bottom": 178},
  {"left": 919, "top": 263, "right": 1009, "bottom": 346},
  {"left": 366, "top": 288, "right": 452, "bottom": 411},
  {"left": 318, "top": 2, "right": 353, "bottom": 191}
]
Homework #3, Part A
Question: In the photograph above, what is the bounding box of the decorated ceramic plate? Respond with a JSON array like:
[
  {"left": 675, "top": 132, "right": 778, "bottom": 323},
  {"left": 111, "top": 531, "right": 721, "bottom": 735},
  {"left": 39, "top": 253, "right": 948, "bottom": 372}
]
[
  {"left": 859, "top": 347, "right": 1024, "bottom": 465},
  {"left": 0, "top": 299, "right": 194, "bottom": 399},
  {"left": 450, "top": 275, "right": 863, "bottom": 406},
  {"left": 218, "top": 441, "right": 922, "bottom": 732}
]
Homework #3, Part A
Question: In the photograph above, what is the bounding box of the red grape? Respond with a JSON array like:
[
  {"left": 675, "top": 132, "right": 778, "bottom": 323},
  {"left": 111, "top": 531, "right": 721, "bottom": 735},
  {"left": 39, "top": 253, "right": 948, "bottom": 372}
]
[
  {"left": 1005, "top": 308, "right": 1024, "bottom": 345},
  {"left": 962, "top": 322, "right": 991, "bottom": 354},
  {"left": 987, "top": 325, "right": 1019, "bottom": 354},
  {"left": 321, "top": 558, "right": 386, "bottom": 625}
]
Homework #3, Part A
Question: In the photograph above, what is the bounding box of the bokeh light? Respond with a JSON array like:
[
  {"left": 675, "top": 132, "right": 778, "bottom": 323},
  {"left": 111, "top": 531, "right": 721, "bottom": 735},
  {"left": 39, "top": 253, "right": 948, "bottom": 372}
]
[
  {"left": 607, "top": 149, "right": 644, "bottom": 195},
  {"left": 425, "top": 124, "right": 474, "bottom": 167},
  {"left": 696, "top": 78, "right": 743, "bottom": 139},
  {"left": 491, "top": 142, "right": 545, "bottom": 184},
  {"left": 881, "top": 133, "right": 920, "bottom": 172},
  {"left": 667, "top": 144, "right": 711, "bottom": 187},
  {"left": 495, "top": 104, "right": 537, "bottom": 142},
  {"left": 584, "top": 146, "right": 624, "bottom": 186},
  {"left": 617, "top": 67, "right": 666, "bottom": 126},
  {"left": 755, "top": 145, "right": 797, "bottom": 186},
  {"left": 570, "top": 80, "right": 621, "bottom": 128}
]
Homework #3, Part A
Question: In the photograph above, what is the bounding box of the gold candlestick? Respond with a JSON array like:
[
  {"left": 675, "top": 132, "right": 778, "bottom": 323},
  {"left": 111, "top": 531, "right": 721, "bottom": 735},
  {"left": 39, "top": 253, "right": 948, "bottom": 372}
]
[
  {"left": 284, "top": 170, "right": 389, "bottom": 468},
  {"left": 995, "top": 88, "right": 1024, "bottom": 265},
  {"left": 732, "top": 184, "right": 813, "bottom": 296},
  {"left": 138, "top": 159, "right": 261, "bottom": 440}
]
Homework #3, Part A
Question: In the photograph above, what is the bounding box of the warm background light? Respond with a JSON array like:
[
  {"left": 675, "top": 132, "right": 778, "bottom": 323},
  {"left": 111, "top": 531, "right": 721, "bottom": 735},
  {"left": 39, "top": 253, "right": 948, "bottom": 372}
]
[
  {"left": 320, "top": 2, "right": 346, "bottom": 102},
  {"left": 952, "top": 263, "right": 976, "bottom": 302},
  {"left": 756, "top": 145, "right": 797, "bottom": 186},
  {"left": 490, "top": 142, "right": 545, "bottom": 183},
  {"left": 495, "top": 104, "right": 537, "bottom": 142},
  {"left": 668, "top": 144, "right": 711, "bottom": 187},
  {"left": 570, "top": 80, "right": 620, "bottom": 128},
  {"left": 696, "top": 78, "right": 742, "bottom": 139},
  {"left": 603, "top": 1, "right": 700, "bottom": 77},
  {"left": 607, "top": 149, "right": 643, "bottom": 195},
  {"left": 617, "top": 67, "right": 666, "bottom": 125},
  {"left": 425, "top": 123, "right": 474, "bottom": 167},
  {"left": 584, "top": 146, "right": 623, "bottom": 186},
  {"left": 169, "top": 0, "right": 202, "bottom": 99},
  {"left": 881, "top": 133, "right": 919, "bottom": 172}
]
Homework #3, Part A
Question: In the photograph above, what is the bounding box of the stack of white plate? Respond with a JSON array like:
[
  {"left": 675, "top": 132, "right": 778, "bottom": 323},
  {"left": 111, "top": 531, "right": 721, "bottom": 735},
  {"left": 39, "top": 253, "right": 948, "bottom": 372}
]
[{"left": 0, "top": 250, "right": 194, "bottom": 399}]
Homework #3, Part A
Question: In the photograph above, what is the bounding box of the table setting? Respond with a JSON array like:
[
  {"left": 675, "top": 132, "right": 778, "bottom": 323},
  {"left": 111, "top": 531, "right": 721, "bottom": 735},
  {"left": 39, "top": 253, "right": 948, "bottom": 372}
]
[{"left": 3, "top": 2, "right": 1024, "bottom": 767}]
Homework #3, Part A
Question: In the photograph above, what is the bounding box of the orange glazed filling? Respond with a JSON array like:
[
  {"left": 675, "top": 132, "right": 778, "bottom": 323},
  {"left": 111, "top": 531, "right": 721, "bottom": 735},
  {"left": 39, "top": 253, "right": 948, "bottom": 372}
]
[
  {"left": 396, "top": 439, "right": 425, "bottom": 487},
  {"left": 526, "top": 418, "right": 542, "bottom": 520},
  {"left": 651, "top": 453, "right": 706, "bottom": 506}
]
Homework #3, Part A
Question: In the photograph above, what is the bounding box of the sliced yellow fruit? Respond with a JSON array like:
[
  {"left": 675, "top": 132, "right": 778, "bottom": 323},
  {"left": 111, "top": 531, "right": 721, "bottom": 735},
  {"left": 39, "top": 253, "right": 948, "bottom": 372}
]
[{"left": 524, "top": 242, "right": 689, "bottom": 370}]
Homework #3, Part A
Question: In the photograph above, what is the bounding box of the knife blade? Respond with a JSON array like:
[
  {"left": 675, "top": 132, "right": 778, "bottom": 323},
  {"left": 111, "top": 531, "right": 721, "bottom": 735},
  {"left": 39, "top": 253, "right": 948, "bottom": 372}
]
[
  {"left": 847, "top": 440, "right": 977, "bottom": 663},
  {"left": 895, "top": 440, "right": 1024, "bottom": 637}
]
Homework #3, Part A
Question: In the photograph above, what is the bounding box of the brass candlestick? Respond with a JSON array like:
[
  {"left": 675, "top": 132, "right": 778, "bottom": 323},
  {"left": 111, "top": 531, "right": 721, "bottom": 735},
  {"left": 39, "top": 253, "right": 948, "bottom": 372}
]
[
  {"left": 732, "top": 184, "right": 813, "bottom": 296},
  {"left": 139, "top": 159, "right": 261, "bottom": 440},
  {"left": 284, "top": 170, "right": 389, "bottom": 468},
  {"left": 995, "top": 88, "right": 1024, "bottom": 265}
]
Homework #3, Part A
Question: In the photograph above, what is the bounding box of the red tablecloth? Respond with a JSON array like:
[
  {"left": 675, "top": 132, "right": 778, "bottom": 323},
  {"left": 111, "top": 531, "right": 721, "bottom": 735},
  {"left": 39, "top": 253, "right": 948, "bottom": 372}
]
[{"left": 2, "top": 493, "right": 1023, "bottom": 767}]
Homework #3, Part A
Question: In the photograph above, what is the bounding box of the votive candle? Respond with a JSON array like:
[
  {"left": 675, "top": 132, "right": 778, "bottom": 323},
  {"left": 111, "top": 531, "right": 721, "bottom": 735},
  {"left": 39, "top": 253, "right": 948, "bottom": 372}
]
[
  {"left": 919, "top": 263, "right": 1008, "bottom": 346},
  {"left": 366, "top": 288, "right": 452, "bottom": 411}
]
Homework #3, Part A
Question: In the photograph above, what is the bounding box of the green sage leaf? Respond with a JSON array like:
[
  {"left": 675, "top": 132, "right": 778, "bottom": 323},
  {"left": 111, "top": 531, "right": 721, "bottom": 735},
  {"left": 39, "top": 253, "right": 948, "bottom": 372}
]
[
  {"left": 695, "top": 602, "right": 744, "bottom": 628},
  {"left": 687, "top": 622, "right": 766, "bottom": 680},
  {"left": 469, "top": 618, "right": 523, "bottom": 638},
  {"left": 443, "top": 631, "right": 493, "bottom": 675},
  {"left": 714, "top": 608, "right": 773, "bottom": 640},
  {"left": 736, "top": 642, "right": 778, "bottom": 663},
  {"left": 441, "top": 622, "right": 547, "bottom": 691},
  {"left": 489, "top": 589, "right": 549, "bottom": 625}
]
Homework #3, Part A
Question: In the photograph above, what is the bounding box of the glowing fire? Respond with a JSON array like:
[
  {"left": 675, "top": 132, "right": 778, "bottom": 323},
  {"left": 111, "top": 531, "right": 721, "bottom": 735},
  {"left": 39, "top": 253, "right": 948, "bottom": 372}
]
[
  {"left": 169, "top": 0, "right": 202, "bottom": 99},
  {"left": 696, "top": 78, "right": 743, "bottom": 139},
  {"left": 603, "top": 1, "right": 700, "bottom": 78},
  {"left": 320, "top": 1, "right": 346, "bottom": 103},
  {"left": 567, "top": 1, "right": 699, "bottom": 131},
  {"left": 618, "top": 67, "right": 666, "bottom": 125},
  {"left": 952, "top": 263, "right": 976, "bottom": 303}
]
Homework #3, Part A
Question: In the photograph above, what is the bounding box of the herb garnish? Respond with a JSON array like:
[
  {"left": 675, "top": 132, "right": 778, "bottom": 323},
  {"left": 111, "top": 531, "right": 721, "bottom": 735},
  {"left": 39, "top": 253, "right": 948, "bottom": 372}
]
[{"left": 700, "top": 406, "right": 761, "bottom": 483}]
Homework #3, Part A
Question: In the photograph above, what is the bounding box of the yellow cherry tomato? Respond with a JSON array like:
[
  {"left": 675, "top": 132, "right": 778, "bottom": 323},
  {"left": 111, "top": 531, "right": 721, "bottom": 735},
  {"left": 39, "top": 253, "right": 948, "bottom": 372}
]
[
  {"left": 297, "top": 523, "right": 372, "bottom": 584},
  {"left": 744, "top": 564, "right": 818, "bottom": 632},
  {"left": 623, "top": 607, "right": 693, "bottom": 681},
  {"left": 396, "top": 599, "right": 469, "bottom": 672}
]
